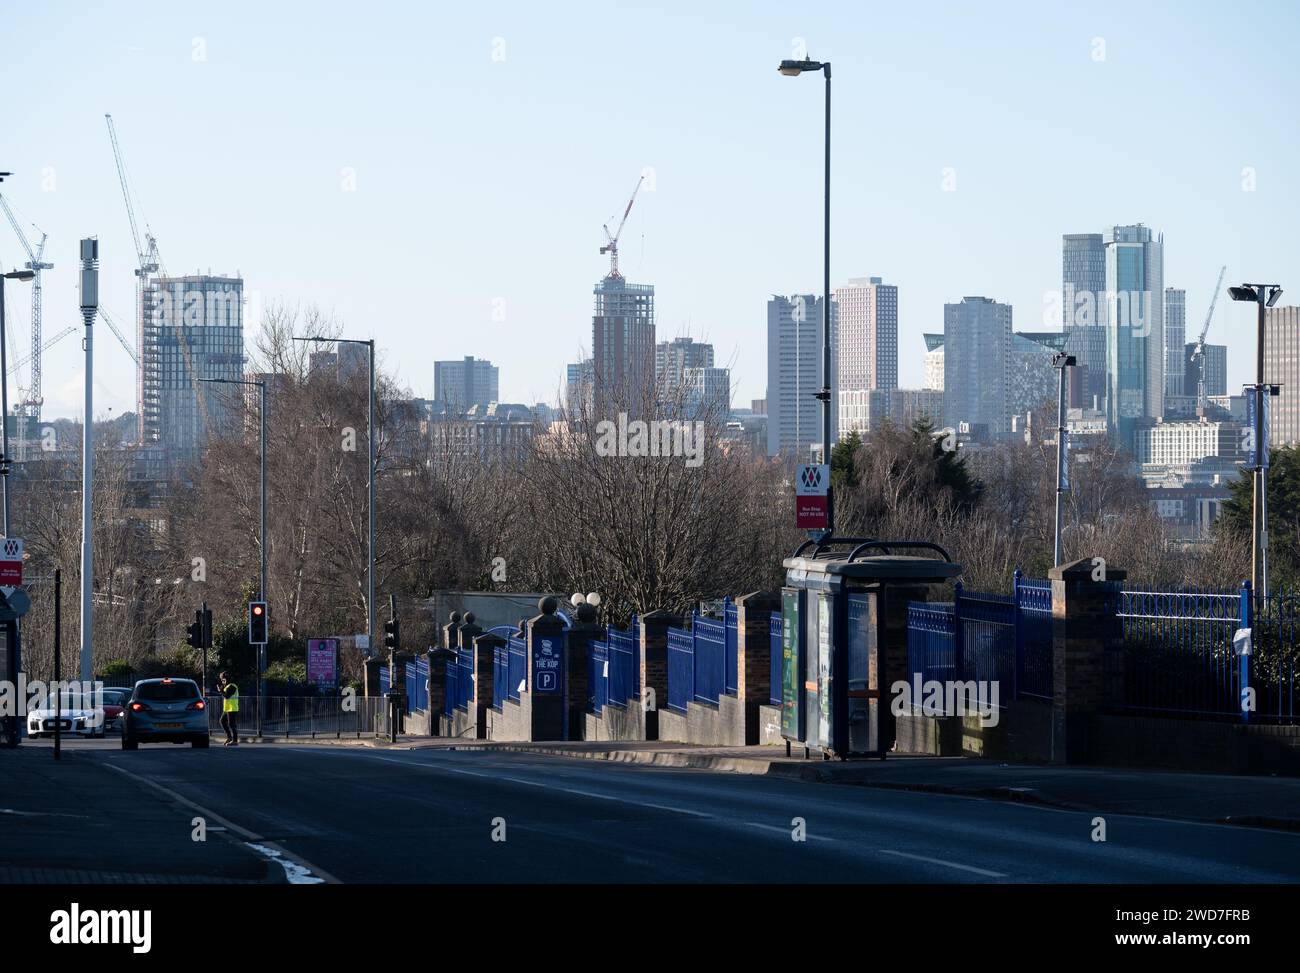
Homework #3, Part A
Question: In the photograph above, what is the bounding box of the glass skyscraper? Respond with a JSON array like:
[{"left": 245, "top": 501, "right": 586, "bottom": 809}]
[{"left": 1103, "top": 225, "right": 1164, "bottom": 447}]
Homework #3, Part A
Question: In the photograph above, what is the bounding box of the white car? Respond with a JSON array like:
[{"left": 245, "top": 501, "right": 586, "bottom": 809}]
[{"left": 27, "top": 692, "right": 106, "bottom": 738}]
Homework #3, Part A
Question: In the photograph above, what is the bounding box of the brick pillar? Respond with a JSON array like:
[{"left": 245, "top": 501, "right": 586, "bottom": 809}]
[
  {"left": 527, "top": 598, "right": 566, "bottom": 740},
  {"left": 473, "top": 633, "right": 505, "bottom": 739},
  {"left": 736, "top": 591, "right": 779, "bottom": 744},
  {"left": 638, "top": 609, "right": 681, "bottom": 740},
  {"left": 565, "top": 603, "right": 602, "bottom": 741},
  {"left": 426, "top": 648, "right": 446, "bottom": 735},
  {"left": 1050, "top": 556, "right": 1126, "bottom": 764}
]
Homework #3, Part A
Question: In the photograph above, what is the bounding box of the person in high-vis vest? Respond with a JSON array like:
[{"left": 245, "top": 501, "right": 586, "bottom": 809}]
[{"left": 218, "top": 672, "right": 240, "bottom": 747}]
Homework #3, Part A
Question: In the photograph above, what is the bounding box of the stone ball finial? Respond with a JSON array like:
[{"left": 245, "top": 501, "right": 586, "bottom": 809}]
[
  {"left": 539, "top": 595, "right": 558, "bottom": 615},
  {"left": 463, "top": 611, "right": 476, "bottom": 625},
  {"left": 449, "top": 611, "right": 462, "bottom": 623}
]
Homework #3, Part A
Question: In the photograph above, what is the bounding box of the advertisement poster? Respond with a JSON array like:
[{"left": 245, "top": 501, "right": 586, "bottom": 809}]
[{"left": 307, "top": 638, "right": 339, "bottom": 689}]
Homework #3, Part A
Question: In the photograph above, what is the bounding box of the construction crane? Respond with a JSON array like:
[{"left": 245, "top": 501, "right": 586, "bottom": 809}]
[
  {"left": 105, "top": 113, "right": 209, "bottom": 439},
  {"left": 599, "top": 175, "right": 644, "bottom": 279},
  {"left": 97, "top": 307, "right": 139, "bottom": 365},
  {"left": 1191, "top": 265, "right": 1227, "bottom": 414},
  {"left": 7, "top": 325, "right": 77, "bottom": 377},
  {"left": 0, "top": 193, "right": 54, "bottom": 421}
]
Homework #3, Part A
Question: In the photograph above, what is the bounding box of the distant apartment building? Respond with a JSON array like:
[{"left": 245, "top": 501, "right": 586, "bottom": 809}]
[
  {"left": 307, "top": 344, "right": 368, "bottom": 381},
  {"left": 137, "top": 274, "right": 245, "bottom": 463},
  {"left": 681, "top": 366, "right": 731, "bottom": 417},
  {"left": 840, "top": 387, "right": 943, "bottom": 437},
  {"left": 565, "top": 359, "right": 594, "bottom": 417},
  {"left": 592, "top": 276, "right": 655, "bottom": 412},
  {"left": 923, "top": 334, "right": 945, "bottom": 391},
  {"left": 943, "top": 296, "right": 1012, "bottom": 435},
  {"left": 1134, "top": 417, "right": 1244, "bottom": 486},
  {"left": 1265, "top": 305, "right": 1300, "bottom": 447},
  {"left": 1103, "top": 224, "right": 1164, "bottom": 446},
  {"left": 655, "top": 337, "right": 714, "bottom": 387},
  {"left": 434, "top": 356, "right": 499, "bottom": 413},
  {"left": 835, "top": 276, "right": 897, "bottom": 392},
  {"left": 1062, "top": 233, "right": 1107, "bottom": 410},
  {"left": 1007, "top": 332, "right": 1067, "bottom": 422},
  {"left": 421, "top": 402, "right": 536, "bottom": 461},
  {"left": 766, "top": 294, "right": 837, "bottom": 458},
  {"left": 1164, "top": 287, "right": 1186, "bottom": 399}
]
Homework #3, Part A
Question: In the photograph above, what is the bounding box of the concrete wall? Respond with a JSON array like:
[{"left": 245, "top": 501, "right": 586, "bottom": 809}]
[
  {"left": 895, "top": 699, "right": 1052, "bottom": 762},
  {"left": 584, "top": 701, "right": 648, "bottom": 742},
  {"left": 1090, "top": 715, "right": 1300, "bottom": 775},
  {"left": 657, "top": 694, "right": 747, "bottom": 747}
]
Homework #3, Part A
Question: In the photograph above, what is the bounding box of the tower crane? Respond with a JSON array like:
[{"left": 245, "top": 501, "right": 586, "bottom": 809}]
[
  {"left": 97, "top": 307, "right": 138, "bottom": 365},
  {"left": 105, "top": 113, "right": 209, "bottom": 441},
  {"left": 599, "top": 175, "right": 644, "bottom": 279},
  {"left": 6, "top": 326, "right": 77, "bottom": 377},
  {"left": 1192, "top": 265, "right": 1227, "bottom": 414},
  {"left": 0, "top": 193, "right": 53, "bottom": 421}
]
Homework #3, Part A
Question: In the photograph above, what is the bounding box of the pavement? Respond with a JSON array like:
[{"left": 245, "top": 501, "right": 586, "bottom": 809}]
[{"left": 205, "top": 734, "right": 1300, "bottom": 834}]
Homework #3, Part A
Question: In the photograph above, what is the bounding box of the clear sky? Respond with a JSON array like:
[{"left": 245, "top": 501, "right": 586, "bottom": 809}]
[{"left": 3, "top": 0, "right": 1298, "bottom": 422}]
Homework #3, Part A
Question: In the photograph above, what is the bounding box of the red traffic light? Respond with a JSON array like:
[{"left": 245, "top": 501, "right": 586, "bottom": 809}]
[{"left": 252, "top": 604, "right": 264, "bottom": 616}]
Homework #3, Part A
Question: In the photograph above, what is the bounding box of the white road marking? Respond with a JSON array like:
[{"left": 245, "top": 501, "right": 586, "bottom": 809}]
[
  {"left": 878, "top": 848, "right": 1006, "bottom": 878},
  {"left": 99, "top": 759, "right": 341, "bottom": 884}
]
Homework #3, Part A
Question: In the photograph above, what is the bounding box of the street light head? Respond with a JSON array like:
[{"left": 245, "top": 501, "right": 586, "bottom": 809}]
[
  {"left": 2, "top": 270, "right": 35, "bottom": 281},
  {"left": 778, "top": 61, "right": 805, "bottom": 76},
  {"left": 1267, "top": 286, "right": 1283, "bottom": 308},
  {"left": 1228, "top": 285, "right": 1258, "bottom": 303}
]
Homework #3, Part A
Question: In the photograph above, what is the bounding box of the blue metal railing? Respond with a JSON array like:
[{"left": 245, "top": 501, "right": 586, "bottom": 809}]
[
  {"left": 588, "top": 640, "right": 609, "bottom": 714},
  {"left": 954, "top": 583, "right": 1016, "bottom": 699},
  {"left": 769, "top": 611, "right": 783, "bottom": 707},
  {"left": 1015, "top": 572, "right": 1054, "bottom": 700},
  {"left": 724, "top": 598, "right": 739, "bottom": 696},
  {"left": 906, "top": 601, "right": 957, "bottom": 688},
  {"left": 667, "top": 627, "right": 694, "bottom": 713},
  {"left": 607, "top": 617, "right": 638, "bottom": 707},
  {"left": 507, "top": 636, "right": 526, "bottom": 702},
  {"left": 405, "top": 658, "right": 429, "bottom": 713},
  {"left": 693, "top": 613, "right": 725, "bottom": 705}
]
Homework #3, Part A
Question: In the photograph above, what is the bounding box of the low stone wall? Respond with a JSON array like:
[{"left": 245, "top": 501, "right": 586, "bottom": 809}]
[
  {"left": 894, "top": 698, "right": 1052, "bottom": 762},
  {"left": 583, "top": 700, "right": 648, "bottom": 741},
  {"left": 440, "top": 706, "right": 479, "bottom": 740},
  {"left": 657, "top": 694, "right": 746, "bottom": 747},
  {"left": 486, "top": 694, "right": 531, "bottom": 741},
  {"left": 758, "top": 703, "right": 783, "bottom": 746},
  {"left": 1090, "top": 715, "right": 1300, "bottom": 775}
]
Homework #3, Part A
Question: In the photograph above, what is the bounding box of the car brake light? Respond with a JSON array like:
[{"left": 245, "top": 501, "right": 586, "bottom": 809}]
[
  {"left": 162, "top": 678, "right": 173, "bottom": 683},
  {"left": 130, "top": 701, "right": 149, "bottom": 712},
  {"left": 187, "top": 700, "right": 205, "bottom": 711}
]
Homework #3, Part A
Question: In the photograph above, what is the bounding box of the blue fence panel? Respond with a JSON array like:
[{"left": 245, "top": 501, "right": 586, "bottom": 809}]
[
  {"left": 955, "top": 584, "right": 1017, "bottom": 699},
  {"left": 507, "top": 636, "right": 526, "bottom": 702},
  {"left": 444, "top": 663, "right": 458, "bottom": 717},
  {"left": 379, "top": 665, "right": 391, "bottom": 696},
  {"left": 1256, "top": 591, "right": 1298, "bottom": 723},
  {"left": 457, "top": 647, "right": 474, "bottom": 711},
  {"left": 724, "top": 599, "right": 739, "bottom": 696},
  {"left": 769, "top": 611, "right": 783, "bottom": 707},
  {"left": 607, "top": 617, "right": 638, "bottom": 707},
  {"left": 492, "top": 645, "right": 508, "bottom": 711},
  {"left": 588, "top": 640, "right": 609, "bottom": 714},
  {"left": 907, "top": 602, "right": 956, "bottom": 687},
  {"left": 405, "top": 658, "right": 429, "bottom": 712},
  {"left": 1115, "top": 586, "right": 1245, "bottom": 719},
  {"left": 1016, "top": 575, "right": 1054, "bottom": 700},
  {"left": 667, "top": 627, "right": 694, "bottom": 713},
  {"left": 693, "top": 614, "right": 725, "bottom": 705}
]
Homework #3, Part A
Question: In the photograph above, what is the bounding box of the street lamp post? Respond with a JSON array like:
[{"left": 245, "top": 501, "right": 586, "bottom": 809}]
[
  {"left": 778, "top": 56, "right": 833, "bottom": 535},
  {"left": 1052, "top": 354, "right": 1076, "bottom": 567},
  {"left": 1228, "top": 283, "right": 1283, "bottom": 607},
  {"left": 295, "top": 337, "right": 376, "bottom": 653}
]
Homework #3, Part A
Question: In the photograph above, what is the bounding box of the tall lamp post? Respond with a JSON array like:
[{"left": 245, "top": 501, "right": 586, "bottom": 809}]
[
  {"left": 295, "top": 336, "right": 376, "bottom": 653},
  {"left": 78, "top": 239, "right": 98, "bottom": 684},
  {"left": 778, "top": 56, "right": 834, "bottom": 535},
  {"left": 1228, "top": 283, "right": 1283, "bottom": 606},
  {"left": 201, "top": 377, "right": 267, "bottom": 699},
  {"left": 1051, "top": 353, "right": 1076, "bottom": 566}
]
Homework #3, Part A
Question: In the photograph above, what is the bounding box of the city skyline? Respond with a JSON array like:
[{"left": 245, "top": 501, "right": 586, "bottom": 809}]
[{"left": 2, "top": 2, "right": 1297, "bottom": 424}]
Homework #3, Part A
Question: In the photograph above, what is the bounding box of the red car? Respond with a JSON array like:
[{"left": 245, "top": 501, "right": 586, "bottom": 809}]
[{"left": 100, "top": 688, "right": 130, "bottom": 732}]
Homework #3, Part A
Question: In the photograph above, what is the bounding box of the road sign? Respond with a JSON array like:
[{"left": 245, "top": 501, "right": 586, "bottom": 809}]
[
  {"left": 308, "top": 638, "right": 339, "bottom": 688},
  {"left": 0, "top": 538, "right": 23, "bottom": 587},
  {"left": 533, "top": 636, "right": 562, "bottom": 693},
  {"left": 795, "top": 464, "right": 830, "bottom": 531}
]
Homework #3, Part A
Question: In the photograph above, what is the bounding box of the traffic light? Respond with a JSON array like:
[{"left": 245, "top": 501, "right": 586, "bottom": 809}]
[
  {"left": 201, "top": 606, "right": 213, "bottom": 649},
  {"left": 248, "top": 601, "right": 268, "bottom": 645},
  {"left": 186, "top": 610, "right": 203, "bottom": 649},
  {"left": 383, "top": 616, "right": 400, "bottom": 652}
]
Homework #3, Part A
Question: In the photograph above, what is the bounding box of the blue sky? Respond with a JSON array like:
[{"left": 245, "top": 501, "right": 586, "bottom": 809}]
[{"left": 3, "top": 0, "right": 1298, "bottom": 421}]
